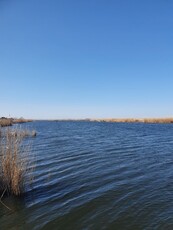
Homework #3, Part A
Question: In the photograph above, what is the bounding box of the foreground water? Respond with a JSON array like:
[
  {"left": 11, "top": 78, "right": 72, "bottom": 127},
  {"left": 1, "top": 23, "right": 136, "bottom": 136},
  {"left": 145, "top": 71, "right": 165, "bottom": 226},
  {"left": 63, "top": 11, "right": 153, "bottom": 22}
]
[{"left": 1, "top": 121, "right": 173, "bottom": 229}]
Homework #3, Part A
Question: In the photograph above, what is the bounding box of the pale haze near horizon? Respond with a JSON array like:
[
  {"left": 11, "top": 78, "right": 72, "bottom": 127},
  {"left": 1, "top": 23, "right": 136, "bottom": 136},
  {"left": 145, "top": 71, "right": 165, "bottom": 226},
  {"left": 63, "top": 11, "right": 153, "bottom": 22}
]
[{"left": 1, "top": 0, "right": 173, "bottom": 119}]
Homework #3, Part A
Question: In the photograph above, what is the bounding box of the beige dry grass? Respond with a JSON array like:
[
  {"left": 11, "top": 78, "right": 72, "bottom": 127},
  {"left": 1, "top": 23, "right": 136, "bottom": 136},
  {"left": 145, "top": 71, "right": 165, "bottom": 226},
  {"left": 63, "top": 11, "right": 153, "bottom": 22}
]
[
  {"left": 91, "top": 118, "right": 173, "bottom": 123},
  {"left": 13, "top": 118, "right": 33, "bottom": 124},
  {"left": 0, "top": 128, "right": 34, "bottom": 196},
  {"left": 0, "top": 119, "right": 13, "bottom": 127},
  {"left": 0, "top": 118, "right": 33, "bottom": 127}
]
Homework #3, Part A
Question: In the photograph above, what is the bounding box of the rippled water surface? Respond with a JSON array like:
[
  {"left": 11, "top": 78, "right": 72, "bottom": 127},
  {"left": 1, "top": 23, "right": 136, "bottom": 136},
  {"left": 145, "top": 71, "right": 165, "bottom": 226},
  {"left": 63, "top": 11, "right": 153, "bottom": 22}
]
[{"left": 1, "top": 121, "right": 173, "bottom": 229}]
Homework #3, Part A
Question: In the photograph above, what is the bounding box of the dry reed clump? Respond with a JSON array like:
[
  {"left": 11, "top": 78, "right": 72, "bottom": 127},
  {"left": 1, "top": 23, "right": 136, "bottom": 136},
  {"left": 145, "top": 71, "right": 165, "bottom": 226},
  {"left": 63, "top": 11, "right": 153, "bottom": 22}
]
[
  {"left": 4, "top": 128, "right": 37, "bottom": 138},
  {"left": 0, "top": 119, "right": 13, "bottom": 127},
  {"left": 0, "top": 128, "right": 34, "bottom": 196},
  {"left": 0, "top": 118, "right": 33, "bottom": 128}
]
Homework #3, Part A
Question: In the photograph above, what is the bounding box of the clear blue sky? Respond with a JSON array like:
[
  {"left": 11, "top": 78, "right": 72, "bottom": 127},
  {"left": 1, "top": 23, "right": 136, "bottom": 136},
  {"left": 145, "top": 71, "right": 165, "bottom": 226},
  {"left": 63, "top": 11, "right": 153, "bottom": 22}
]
[{"left": 1, "top": 0, "right": 173, "bottom": 119}]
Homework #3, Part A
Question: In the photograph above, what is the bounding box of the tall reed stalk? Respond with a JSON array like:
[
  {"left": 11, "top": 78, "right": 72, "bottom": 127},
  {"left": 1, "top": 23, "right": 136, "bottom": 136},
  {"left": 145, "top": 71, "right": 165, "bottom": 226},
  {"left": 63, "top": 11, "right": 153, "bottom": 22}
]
[{"left": 0, "top": 128, "right": 33, "bottom": 196}]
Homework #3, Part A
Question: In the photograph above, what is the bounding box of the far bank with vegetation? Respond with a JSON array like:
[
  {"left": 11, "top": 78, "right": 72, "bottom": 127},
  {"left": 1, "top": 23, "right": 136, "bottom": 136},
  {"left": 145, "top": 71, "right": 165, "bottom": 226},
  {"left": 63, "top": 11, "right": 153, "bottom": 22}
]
[
  {"left": 89, "top": 118, "right": 173, "bottom": 123},
  {"left": 52, "top": 117, "right": 173, "bottom": 124},
  {"left": 0, "top": 117, "right": 33, "bottom": 127}
]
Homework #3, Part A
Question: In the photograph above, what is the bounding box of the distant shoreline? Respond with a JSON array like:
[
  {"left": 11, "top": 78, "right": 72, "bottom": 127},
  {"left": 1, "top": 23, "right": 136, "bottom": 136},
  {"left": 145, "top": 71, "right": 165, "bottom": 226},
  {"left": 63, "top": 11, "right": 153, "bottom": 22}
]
[
  {"left": 89, "top": 118, "right": 173, "bottom": 123},
  {"left": 2, "top": 117, "right": 173, "bottom": 124},
  {"left": 50, "top": 118, "right": 173, "bottom": 124}
]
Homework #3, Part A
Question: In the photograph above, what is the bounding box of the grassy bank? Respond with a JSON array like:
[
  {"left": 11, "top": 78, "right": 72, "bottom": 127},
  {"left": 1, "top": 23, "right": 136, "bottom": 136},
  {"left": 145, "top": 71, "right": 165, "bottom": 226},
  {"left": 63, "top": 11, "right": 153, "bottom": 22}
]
[{"left": 0, "top": 118, "right": 33, "bottom": 127}]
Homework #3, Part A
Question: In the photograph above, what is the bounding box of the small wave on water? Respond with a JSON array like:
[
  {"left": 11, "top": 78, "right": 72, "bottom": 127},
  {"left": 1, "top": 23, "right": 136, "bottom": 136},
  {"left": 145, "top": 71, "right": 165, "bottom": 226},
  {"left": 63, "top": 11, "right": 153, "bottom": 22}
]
[{"left": 1, "top": 121, "right": 173, "bottom": 229}]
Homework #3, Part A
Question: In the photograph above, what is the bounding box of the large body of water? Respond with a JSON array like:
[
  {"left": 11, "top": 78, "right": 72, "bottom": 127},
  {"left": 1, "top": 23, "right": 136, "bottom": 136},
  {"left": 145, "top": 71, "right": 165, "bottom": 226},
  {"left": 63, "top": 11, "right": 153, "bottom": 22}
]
[{"left": 1, "top": 121, "right": 173, "bottom": 229}]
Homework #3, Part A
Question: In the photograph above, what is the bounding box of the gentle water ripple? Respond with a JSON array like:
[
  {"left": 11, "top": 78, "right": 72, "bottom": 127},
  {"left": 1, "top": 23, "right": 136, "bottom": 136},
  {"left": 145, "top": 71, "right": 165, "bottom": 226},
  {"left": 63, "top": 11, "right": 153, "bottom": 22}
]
[{"left": 1, "top": 121, "right": 173, "bottom": 229}]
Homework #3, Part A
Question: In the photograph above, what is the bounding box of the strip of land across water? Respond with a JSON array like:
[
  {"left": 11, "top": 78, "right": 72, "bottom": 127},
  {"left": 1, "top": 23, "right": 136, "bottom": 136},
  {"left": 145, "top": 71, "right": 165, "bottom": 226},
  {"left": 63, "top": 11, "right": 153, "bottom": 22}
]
[
  {"left": 54, "top": 118, "right": 173, "bottom": 124},
  {"left": 90, "top": 118, "right": 173, "bottom": 123},
  {"left": 1, "top": 117, "right": 173, "bottom": 125}
]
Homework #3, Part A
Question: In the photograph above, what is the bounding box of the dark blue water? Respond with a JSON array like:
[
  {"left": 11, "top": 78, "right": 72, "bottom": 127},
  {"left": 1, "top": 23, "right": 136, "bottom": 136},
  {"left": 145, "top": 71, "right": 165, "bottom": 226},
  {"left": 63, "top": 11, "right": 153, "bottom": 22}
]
[{"left": 1, "top": 121, "right": 173, "bottom": 229}]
